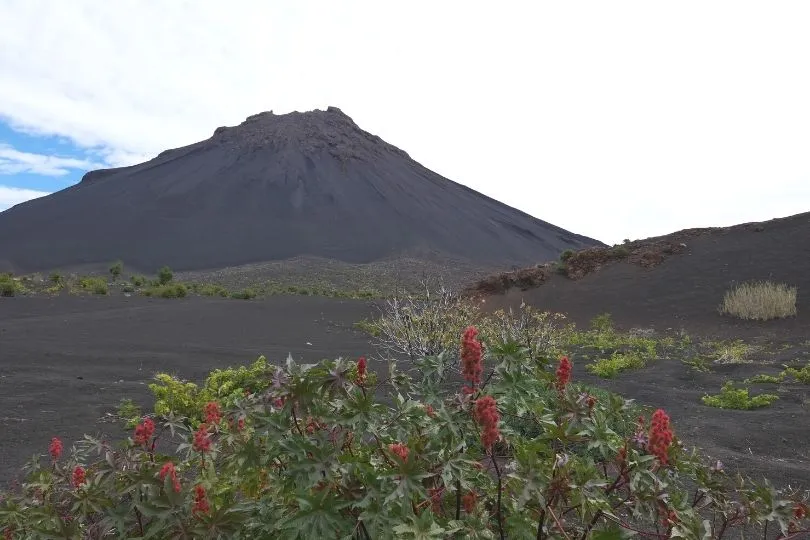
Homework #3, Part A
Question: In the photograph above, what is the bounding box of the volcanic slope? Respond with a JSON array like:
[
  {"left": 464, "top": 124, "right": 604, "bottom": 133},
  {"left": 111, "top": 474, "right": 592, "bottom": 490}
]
[
  {"left": 479, "top": 210, "right": 810, "bottom": 336},
  {"left": 0, "top": 107, "right": 601, "bottom": 274}
]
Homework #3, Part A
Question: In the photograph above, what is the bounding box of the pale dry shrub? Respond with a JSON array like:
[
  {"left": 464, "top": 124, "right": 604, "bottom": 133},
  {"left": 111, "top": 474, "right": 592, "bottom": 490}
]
[{"left": 720, "top": 281, "right": 797, "bottom": 320}]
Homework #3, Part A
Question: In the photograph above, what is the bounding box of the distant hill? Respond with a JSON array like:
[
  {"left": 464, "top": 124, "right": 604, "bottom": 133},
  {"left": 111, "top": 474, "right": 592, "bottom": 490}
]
[
  {"left": 475, "top": 211, "right": 810, "bottom": 334},
  {"left": 0, "top": 107, "right": 602, "bottom": 274}
]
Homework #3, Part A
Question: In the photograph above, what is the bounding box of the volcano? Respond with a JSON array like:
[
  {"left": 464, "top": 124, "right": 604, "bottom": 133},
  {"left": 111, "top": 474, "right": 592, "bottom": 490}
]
[{"left": 0, "top": 107, "right": 602, "bottom": 273}]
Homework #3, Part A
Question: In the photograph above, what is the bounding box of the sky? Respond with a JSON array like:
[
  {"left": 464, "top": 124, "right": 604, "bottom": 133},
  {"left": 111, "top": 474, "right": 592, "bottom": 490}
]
[{"left": 1, "top": 1, "right": 809, "bottom": 245}]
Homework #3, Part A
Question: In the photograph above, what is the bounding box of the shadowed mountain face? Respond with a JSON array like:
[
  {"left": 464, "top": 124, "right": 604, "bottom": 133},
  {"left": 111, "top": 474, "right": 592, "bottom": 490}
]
[{"left": 0, "top": 107, "right": 603, "bottom": 273}]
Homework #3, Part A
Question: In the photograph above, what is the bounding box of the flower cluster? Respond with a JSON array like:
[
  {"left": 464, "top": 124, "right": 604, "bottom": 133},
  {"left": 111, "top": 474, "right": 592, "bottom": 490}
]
[
  {"left": 462, "top": 490, "right": 478, "bottom": 514},
  {"left": 474, "top": 395, "right": 500, "bottom": 452},
  {"left": 192, "top": 423, "right": 212, "bottom": 453},
  {"left": 356, "top": 356, "right": 367, "bottom": 386},
  {"left": 389, "top": 442, "right": 409, "bottom": 462},
  {"left": 461, "top": 325, "right": 483, "bottom": 391},
  {"left": 192, "top": 484, "right": 210, "bottom": 516},
  {"left": 204, "top": 401, "right": 222, "bottom": 424},
  {"left": 72, "top": 466, "right": 86, "bottom": 488},
  {"left": 48, "top": 437, "right": 63, "bottom": 461},
  {"left": 133, "top": 418, "right": 155, "bottom": 447},
  {"left": 555, "top": 355, "right": 572, "bottom": 392},
  {"left": 159, "top": 461, "right": 182, "bottom": 493},
  {"left": 648, "top": 409, "right": 674, "bottom": 465}
]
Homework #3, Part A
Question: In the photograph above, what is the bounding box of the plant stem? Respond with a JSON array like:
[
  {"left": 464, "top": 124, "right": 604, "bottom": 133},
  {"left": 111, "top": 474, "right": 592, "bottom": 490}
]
[
  {"left": 490, "top": 453, "right": 505, "bottom": 540},
  {"left": 456, "top": 480, "right": 461, "bottom": 520},
  {"left": 546, "top": 505, "right": 572, "bottom": 540}
]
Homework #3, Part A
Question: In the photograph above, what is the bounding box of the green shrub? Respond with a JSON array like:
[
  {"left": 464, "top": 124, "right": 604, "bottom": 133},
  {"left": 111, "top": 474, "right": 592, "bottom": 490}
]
[
  {"left": 130, "top": 275, "right": 147, "bottom": 287},
  {"left": 230, "top": 288, "right": 257, "bottom": 300},
  {"left": 744, "top": 373, "right": 785, "bottom": 384},
  {"left": 0, "top": 274, "right": 19, "bottom": 297},
  {"left": 585, "top": 350, "right": 647, "bottom": 378},
  {"left": 79, "top": 276, "right": 108, "bottom": 295},
  {"left": 720, "top": 281, "right": 798, "bottom": 320},
  {"left": 116, "top": 398, "right": 143, "bottom": 429},
  {"left": 157, "top": 266, "right": 173, "bottom": 285},
  {"left": 49, "top": 272, "right": 63, "bottom": 285},
  {"left": 144, "top": 283, "right": 188, "bottom": 298},
  {"left": 784, "top": 364, "right": 810, "bottom": 384},
  {"left": 196, "top": 283, "right": 229, "bottom": 297},
  {"left": 559, "top": 249, "right": 574, "bottom": 262},
  {"left": 122, "top": 283, "right": 135, "bottom": 293},
  {"left": 109, "top": 260, "right": 123, "bottom": 281},
  {"left": 701, "top": 382, "right": 779, "bottom": 409}
]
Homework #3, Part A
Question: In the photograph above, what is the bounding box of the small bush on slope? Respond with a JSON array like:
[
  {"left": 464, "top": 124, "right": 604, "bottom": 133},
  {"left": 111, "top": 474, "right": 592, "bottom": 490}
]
[
  {"left": 701, "top": 381, "right": 779, "bottom": 410},
  {"left": 2, "top": 332, "right": 809, "bottom": 538},
  {"left": 720, "top": 281, "right": 798, "bottom": 320}
]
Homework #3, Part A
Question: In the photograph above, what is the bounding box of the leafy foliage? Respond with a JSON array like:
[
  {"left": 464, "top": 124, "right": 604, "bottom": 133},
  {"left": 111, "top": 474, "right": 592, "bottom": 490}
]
[
  {"left": 2, "top": 335, "right": 808, "bottom": 538},
  {"left": 158, "top": 266, "right": 174, "bottom": 285},
  {"left": 109, "top": 260, "right": 123, "bottom": 281},
  {"left": 701, "top": 381, "right": 779, "bottom": 410}
]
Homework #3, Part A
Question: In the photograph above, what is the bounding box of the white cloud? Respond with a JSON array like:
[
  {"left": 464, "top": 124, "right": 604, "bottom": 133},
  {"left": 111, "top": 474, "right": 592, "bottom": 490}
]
[
  {"left": 1, "top": 1, "right": 809, "bottom": 243},
  {"left": 0, "top": 185, "right": 50, "bottom": 211},
  {"left": 0, "top": 144, "right": 103, "bottom": 176}
]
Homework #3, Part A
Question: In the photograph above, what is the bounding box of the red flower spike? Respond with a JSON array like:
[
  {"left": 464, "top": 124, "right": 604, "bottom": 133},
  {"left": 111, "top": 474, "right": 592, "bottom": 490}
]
[
  {"left": 555, "top": 356, "right": 572, "bottom": 392},
  {"left": 192, "top": 423, "right": 212, "bottom": 453},
  {"left": 462, "top": 490, "right": 478, "bottom": 514},
  {"left": 473, "top": 395, "right": 501, "bottom": 452},
  {"left": 48, "top": 437, "right": 63, "bottom": 461},
  {"left": 357, "top": 356, "right": 367, "bottom": 386},
  {"left": 648, "top": 409, "right": 674, "bottom": 465},
  {"left": 203, "top": 401, "right": 222, "bottom": 424},
  {"left": 133, "top": 418, "right": 155, "bottom": 447},
  {"left": 192, "top": 484, "right": 210, "bottom": 516},
  {"left": 389, "top": 442, "right": 409, "bottom": 462},
  {"left": 460, "top": 326, "right": 483, "bottom": 389},
  {"left": 159, "top": 461, "right": 182, "bottom": 493},
  {"left": 71, "top": 466, "right": 86, "bottom": 487}
]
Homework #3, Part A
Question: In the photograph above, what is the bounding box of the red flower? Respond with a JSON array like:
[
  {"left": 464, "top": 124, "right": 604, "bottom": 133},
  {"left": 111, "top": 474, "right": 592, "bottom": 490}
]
[
  {"left": 427, "top": 486, "right": 444, "bottom": 514},
  {"left": 461, "top": 326, "right": 483, "bottom": 389},
  {"left": 159, "top": 461, "right": 182, "bottom": 493},
  {"left": 555, "top": 356, "right": 572, "bottom": 392},
  {"left": 71, "top": 466, "right": 86, "bottom": 487},
  {"left": 192, "top": 484, "right": 210, "bottom": 516},
  {"left": 48, "top": 437, "right": 63, "bottom": 460},
  {"left": 273, "top": 397, "right": 285, "bottom": 408},
  {"left": 357, "top": 356, "right": 367, "bottom": 386},
  {"left": 425, "top": 404, "right": 436, "bottom": 418},
  {"left": 237, "top": 417, "right": 246, "bottom": 431},
  {"left": 133, "top": 418, "right": 155, "bottom": 447},
  {"left": 462, "top": 490, "right": 478, "bottom": 514},
  {"left": 389, "top": 442, "right": 409, "bottom": 462},
  {"left": 474, "top": 395, "right": 501, "bottom": 452},
  {"left": 204, "top": 401, "right": 222, "bottom": 424},
  {"left": 794, "top": 503, "right": 808, "bottom": 520},
  {"left": 648, "top": 409, "right": 674, "bottom": 465},
  {"left": 3, "top": 526, "right": 14, "bottom": 540},
  {"left": 192, "top": 423, "right": 212, "bottom": 453}
]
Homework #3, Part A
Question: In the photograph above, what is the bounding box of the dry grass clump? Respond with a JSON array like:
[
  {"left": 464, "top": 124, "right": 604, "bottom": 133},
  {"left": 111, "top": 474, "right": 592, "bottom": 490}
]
[{"left": 720, "top": 281, "right": 797, "bottom": 320}]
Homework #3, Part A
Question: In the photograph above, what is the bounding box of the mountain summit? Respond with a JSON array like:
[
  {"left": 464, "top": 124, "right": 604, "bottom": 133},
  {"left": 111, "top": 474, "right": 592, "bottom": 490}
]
[{"left": 0, "top": 107, "right": 602, "bottom": 273}]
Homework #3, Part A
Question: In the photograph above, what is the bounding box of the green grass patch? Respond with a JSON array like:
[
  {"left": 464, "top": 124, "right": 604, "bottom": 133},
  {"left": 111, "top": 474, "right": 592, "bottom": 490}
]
[
  {"left": 230, "top": 288, "right": 257, "bottom": 300},
  {"left": 78, "top": 276, "right": 108, "bottom": 295},
  {"left": 0, "top": 273, "right": 22, "bottom": 297},
  {"left": 585, "top": 350, "right": 647, "bottom": 378},
  {"left": 143, "top": 283, "right": 188, "bottom": 298},
  {"left": 701, "top": 382, "right": 779, "bottom": 410}
]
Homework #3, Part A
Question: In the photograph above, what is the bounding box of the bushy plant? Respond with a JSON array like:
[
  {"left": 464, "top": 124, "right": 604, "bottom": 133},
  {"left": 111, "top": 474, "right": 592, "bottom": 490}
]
[
  {"left": 195, "top": 283, "right": 229, "bottom": 297},
  {"left": 230, "top": 288, "right": 257, "bottom": 300},
  {"left": 720, "top": 281, "right": 798, "bottom": 320},
  {"left": 109, "top": 260, "right": 123, "bottom": 281},
  {"left": 78, "top": 276, "right": 108, "bottom": 295},
  {"left": 0, "top": 273, "right": 20, "bottom": 297},
  {"left": 158, "top": 266, "right": 174, "bottom": 285},
  {"left": 130, "top": 274, "right": 147, "bottom": 287},
  {"left": 2, "top": 332, "right": 808, "bottom": 538},
  {"left": 143, "top": 283, "right": 188, "bottom": 299},
  {"left": 784, "top": 364, "right": 810, "bottom": 384},
  {"left": 585, "top": 350, "right": 647, "bottom": 378},
  {"left": 701, "top": 381, "right": 779, "bottom": 410}
]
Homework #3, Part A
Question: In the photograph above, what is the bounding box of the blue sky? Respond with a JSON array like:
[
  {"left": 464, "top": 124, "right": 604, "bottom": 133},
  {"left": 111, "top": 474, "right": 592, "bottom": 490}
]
[{"left": 2, "top": 1, "right": 810, "bottom": 243}]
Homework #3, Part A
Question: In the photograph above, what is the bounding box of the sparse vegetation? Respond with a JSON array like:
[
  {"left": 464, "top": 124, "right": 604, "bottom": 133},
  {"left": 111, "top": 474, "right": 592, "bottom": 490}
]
[
  {"left": 130, "top": 274, "right": 147, "bottom": 287},
  {"left": 559, "top": 248, "right": 574, "bottom": 261},
  {"left": 702, "top": 381, "right": 779, "bottom": 409},
  {"left": 109, "top": 260, "right": 123, "bottom": 281},
  {"left": 158, "top": 265, "right": 174, "bottom": 285},
  {"left": 0, "top": 273, "right": 21, "bottom": 297},
  {"left": 143, "top": 282, "right": 188, "bottom": 298},
  {"left": 720, "top": 280, "right": 798, "bottom": 320},
  {"left": 711, "top": 339, "right": 753, "bottom": 364},
  {"left": 744, "top": 373, "right": 785, "bottom": 384},
  {"left": 78, "top": 276, "right": 108, "bottom": 295},
  {"left": 230, "top": 288, "right": 257, "bottom": 300},
  {"left": 585, "top": 350, "right": 647, "bottom": 378}
]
